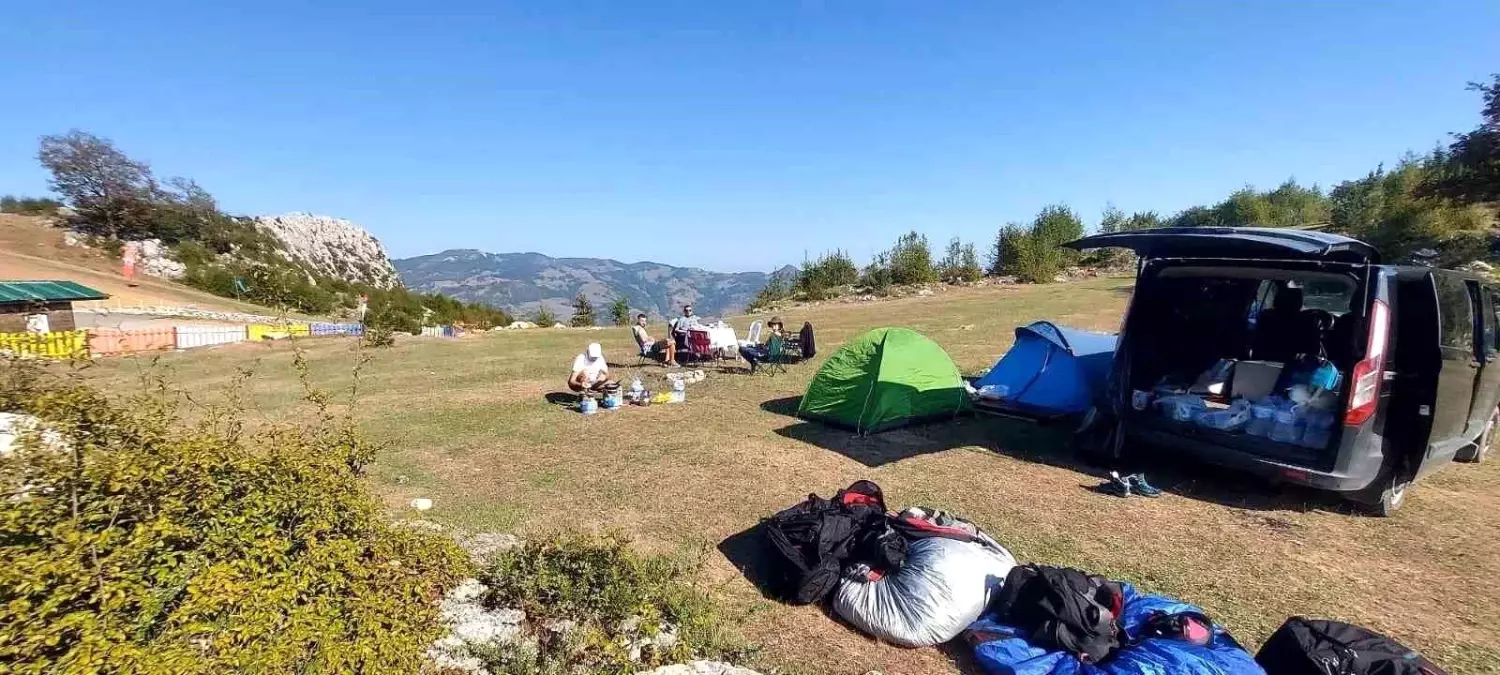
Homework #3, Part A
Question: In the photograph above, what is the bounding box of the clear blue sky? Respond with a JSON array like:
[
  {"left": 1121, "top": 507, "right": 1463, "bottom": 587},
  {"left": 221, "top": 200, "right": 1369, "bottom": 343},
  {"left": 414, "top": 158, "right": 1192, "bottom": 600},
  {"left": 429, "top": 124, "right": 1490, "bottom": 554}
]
[{"left": 2, "top": 1, "right": 1496, "bottom": 272}]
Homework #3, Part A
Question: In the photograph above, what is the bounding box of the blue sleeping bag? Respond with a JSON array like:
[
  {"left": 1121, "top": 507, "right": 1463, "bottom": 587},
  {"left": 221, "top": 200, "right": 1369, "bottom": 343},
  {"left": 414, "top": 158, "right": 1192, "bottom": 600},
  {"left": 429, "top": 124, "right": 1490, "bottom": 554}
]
[{"left": 965, "top": 583, "right": 1264, "bottom": 675}]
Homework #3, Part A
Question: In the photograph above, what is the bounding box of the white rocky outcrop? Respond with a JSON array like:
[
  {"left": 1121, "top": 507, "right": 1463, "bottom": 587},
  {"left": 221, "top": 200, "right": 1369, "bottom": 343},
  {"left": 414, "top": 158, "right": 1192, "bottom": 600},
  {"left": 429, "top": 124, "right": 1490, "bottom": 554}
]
[
  {"left": 254, "top": 213, "right": 400, "bottom": 289},
  {"left": 425, "top": 578, "right": 528, "bottom": 675},
  {"left": 127, "top": 239, "right": 187, "bottom": 280}
]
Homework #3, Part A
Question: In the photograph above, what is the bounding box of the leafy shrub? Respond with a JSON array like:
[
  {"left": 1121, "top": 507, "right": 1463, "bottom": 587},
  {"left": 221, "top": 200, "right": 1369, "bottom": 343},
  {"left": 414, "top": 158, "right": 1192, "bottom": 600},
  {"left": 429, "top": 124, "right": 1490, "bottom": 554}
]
[
  {"left": 0, "top": 364, "right": 471, "bottom": 674},
  {"left": 1330, "top": 157, "right": 1492, "bottom": 264},
  {"left": 477, "top": 532, "right": 745, "bottom": 675},
  {"left": 990, "top": 205, "right": 1085, "bottom": 283},
  {"left": 535, "top": 306, "right": 558, "bottom": 326},
  {"left": 938, "top": 237, "right": 983, "bottom": 284},
  {"left": 860, "top": 252, "right": 894, "bottom": 295},
  {"left": 363, "top": 324, "right": 397, "bottom": 347},
  {"left": 888, "top": 231, "right": 938, "bottom": 285},
  {"left": 748, "top": 277, "right": 790, "bottom": 312},
  {"left": 0, "top": 195, "right": 63, "bottom": 215},
  {"left": 794, "top": 250, "right": 858, "bottom": 300}
]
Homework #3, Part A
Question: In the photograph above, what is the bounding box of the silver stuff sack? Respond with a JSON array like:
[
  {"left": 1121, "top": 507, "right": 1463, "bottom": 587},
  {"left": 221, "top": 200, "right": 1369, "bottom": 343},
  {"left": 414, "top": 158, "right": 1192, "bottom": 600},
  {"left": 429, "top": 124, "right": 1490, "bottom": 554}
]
[{"left": 831, "top": 536, "right": 1017, "bottom": 647}]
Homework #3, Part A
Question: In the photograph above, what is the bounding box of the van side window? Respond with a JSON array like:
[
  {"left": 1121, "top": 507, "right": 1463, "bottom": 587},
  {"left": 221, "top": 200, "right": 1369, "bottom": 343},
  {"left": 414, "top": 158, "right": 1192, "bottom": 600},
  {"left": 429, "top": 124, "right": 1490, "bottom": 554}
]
[
  {"left": 1435, "top": 274, "right": 1474, "bottom": 351},
  {"left": 1487, "top": 289, "right": 1500, "bottom": 358}
]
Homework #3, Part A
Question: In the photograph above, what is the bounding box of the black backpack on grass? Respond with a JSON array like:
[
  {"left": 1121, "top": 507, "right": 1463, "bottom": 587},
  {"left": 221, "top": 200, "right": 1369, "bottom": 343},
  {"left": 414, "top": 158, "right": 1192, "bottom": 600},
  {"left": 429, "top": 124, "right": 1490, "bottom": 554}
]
[
  {"left": 762, "top": 480, "right": 900, "bottom": 604},
  {"left": 993, "top": 564, "right": 1124, "bottom": 664},
  {"left": 1255, "top": 618, "right": 1446, "bottom": 675}
]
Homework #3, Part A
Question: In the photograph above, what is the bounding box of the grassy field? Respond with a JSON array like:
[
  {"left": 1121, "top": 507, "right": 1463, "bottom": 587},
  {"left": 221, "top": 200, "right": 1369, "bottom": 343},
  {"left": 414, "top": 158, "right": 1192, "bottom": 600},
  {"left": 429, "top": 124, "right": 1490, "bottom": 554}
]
[{"left": 81, "top": 277, "right": 1500, "bottom": 675}]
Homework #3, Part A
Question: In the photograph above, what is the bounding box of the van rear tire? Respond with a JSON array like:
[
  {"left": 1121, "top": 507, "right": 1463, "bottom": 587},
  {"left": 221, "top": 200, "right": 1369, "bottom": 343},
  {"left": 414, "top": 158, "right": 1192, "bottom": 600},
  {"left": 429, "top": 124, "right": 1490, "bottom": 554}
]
[
  {"left": 1456, "top": 407, "right": 1496, "bottom": 464},
  {"left": 1366, "top": 471, "right": 1411, "bottom": 517}
]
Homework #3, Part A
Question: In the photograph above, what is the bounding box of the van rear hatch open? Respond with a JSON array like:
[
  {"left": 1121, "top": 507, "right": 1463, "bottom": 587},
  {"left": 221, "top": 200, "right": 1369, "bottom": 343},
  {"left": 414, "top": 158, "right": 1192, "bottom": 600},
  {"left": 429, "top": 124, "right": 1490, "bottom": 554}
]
[
  {"left": 1067, "top": 228, "right": 1382, "bottom": 479},
  {"left": 1064, "top": 227, "right": 1380, "bottom": 265}
]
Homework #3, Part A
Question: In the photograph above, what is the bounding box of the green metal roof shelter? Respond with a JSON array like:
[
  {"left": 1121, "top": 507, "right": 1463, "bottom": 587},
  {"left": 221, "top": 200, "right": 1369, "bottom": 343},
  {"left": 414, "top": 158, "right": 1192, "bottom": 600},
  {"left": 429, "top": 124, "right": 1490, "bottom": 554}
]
[
  {"left": 0, "top": 281, "right": 109, "bottom": 304},
  {"left": 797, "top": 327, "right": 970, "bottom": 434}
]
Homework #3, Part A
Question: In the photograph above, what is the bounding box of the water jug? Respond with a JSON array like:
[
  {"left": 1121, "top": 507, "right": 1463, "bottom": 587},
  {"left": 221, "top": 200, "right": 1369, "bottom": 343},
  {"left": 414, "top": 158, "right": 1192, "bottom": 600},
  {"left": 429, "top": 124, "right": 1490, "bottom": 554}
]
[
  {"left": 672, "top": 378, "right": 686, "bottom": 403},
  {"left": 1270, "top": 408, "right": 1300, "bottom": 443},
  {"left": 1299, "top": 410, "right": 1335, "bottom": 449},
  {"left": 580, "top": 397, "right": 598, "bottom": 415},
  {"left": 1246, "top": 403, "right": 1276, "bottom": 437}
]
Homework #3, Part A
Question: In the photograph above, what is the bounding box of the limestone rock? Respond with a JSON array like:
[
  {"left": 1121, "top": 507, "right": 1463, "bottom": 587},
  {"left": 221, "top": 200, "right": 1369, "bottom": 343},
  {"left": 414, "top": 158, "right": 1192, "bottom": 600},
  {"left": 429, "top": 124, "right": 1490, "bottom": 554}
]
[
  {"left": 254, "top": 212, "right": 400, "bottom": 289},
  {"left": 426, "top": 578, "right": 526, "bottom": 675},
  {"left": 459, "top": 532, "right": 521, "bottom": 566},
  {"left": 126, "top": 239, "right": 187, "bottom": 280},
  {"left": 634, "top": 661, "right": 764, "bottom": 675}
]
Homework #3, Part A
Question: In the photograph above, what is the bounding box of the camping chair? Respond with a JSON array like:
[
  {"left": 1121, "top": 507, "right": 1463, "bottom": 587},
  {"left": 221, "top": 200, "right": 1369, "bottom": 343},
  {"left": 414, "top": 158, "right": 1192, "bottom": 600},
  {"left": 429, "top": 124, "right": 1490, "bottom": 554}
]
[
  {"left": 760, "top": 334, "right": 789, "bottom": 375},
  {"left": 744, "top": 321, "right": 763, "bottom": 346},
  {"left": 684, "top": 329, "right": 715, "bottom": 364}
]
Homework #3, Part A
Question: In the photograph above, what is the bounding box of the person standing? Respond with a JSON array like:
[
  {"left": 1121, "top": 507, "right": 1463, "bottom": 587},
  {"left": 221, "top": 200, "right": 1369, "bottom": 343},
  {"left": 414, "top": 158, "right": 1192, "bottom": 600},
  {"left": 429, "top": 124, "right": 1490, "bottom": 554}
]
[{"left": 121, "top": 241, "right": 140, "bottom": 286}]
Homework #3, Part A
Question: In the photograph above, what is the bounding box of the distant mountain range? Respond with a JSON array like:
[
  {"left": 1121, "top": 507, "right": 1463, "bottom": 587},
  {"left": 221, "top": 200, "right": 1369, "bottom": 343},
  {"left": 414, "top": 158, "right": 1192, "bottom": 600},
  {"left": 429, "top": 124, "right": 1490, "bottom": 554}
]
[{"left": 394, "top": 249, "right": 797, "bottom": 323}]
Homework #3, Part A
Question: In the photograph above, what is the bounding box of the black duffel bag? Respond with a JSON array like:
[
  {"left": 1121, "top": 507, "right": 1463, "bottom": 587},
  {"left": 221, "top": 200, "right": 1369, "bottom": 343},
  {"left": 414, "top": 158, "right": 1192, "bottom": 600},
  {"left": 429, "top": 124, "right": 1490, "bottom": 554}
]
[
  {"left": 762, "top": 480, "right": 901, "bottom": 605},
  {"left": 992, "top": 564, "right": 1124, "bottom": 664},
  {"left": 1255, "top": 617, "right": 1446, "bottom": 675}
]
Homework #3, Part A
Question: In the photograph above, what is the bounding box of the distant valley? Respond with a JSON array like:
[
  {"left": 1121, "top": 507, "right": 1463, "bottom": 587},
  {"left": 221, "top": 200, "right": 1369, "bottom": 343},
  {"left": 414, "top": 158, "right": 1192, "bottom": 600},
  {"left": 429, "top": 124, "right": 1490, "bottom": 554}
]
[{"left": 395, "top": 249, "right": 796, "bottom": 322}]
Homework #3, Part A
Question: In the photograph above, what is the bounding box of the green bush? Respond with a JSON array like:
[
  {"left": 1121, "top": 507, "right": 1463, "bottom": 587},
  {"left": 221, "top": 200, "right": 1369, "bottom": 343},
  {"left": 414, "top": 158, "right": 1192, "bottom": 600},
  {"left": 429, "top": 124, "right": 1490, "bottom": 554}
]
[
  {"left": 860, "top": 252, "right": 894, "bottom": 295},
  {"left": 0, "top": 365, "right": 471, "bottom": 674},
  {"left": 748, "top": 277, "right": 790, "bottom": 312},
  {"left": 363, "top": 325, "right": 397, "bottom": 347},
  {"left": 794, "top": 250, "right": 858, "bottom": 300},
  {"left": 938, "top": 237, "right": 983, "bottom": 284},
  {"left": 888, "top": 231, "right": 938, "bottom": 285},
  {"left": 0, "top": 195, "right": 63, "bottom": 215},
  {"left": 477, "top": 532, "right": 746, "bottom": 675}
]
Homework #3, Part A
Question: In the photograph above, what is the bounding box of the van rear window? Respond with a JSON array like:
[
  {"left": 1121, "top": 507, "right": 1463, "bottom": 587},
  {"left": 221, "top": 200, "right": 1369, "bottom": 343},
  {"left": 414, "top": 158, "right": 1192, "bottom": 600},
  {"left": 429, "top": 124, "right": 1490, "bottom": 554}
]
[{"left": 1297, "top": 280, "right": 1353, "bottom": 313}]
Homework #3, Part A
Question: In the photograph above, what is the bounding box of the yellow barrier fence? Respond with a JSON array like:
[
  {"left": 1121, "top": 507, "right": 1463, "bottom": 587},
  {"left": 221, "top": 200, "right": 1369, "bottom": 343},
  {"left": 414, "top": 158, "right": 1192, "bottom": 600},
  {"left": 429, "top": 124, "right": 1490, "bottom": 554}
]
[
  {"left": 247, "top": 324, "right": 287, "bottom": 341},
  {"left": 0, "top": 330, "right": 90, "bottom": 359}
]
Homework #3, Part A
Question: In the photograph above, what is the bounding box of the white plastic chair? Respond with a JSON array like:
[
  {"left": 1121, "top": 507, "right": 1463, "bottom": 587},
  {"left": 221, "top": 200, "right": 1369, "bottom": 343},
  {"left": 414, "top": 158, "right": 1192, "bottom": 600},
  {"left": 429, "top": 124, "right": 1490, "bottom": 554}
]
[{"left": 745, "top": 321, "right": 763, "bottom": 346}]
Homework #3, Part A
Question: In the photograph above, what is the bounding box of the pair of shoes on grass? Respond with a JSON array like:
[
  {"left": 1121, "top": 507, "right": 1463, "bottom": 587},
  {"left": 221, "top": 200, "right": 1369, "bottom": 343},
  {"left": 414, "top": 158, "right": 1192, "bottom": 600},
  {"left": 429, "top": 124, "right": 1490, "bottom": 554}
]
[{"left": 1101, "top": 471, "right": 1162, "bottom": 498}]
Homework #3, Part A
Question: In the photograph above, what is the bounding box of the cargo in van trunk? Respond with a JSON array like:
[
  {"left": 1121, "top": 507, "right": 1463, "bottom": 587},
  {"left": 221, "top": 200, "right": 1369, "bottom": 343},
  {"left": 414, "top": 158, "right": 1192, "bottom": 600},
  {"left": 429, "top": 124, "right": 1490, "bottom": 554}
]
[{"left": 1124, "top": 263, "right": 1363, "bottom": 468}]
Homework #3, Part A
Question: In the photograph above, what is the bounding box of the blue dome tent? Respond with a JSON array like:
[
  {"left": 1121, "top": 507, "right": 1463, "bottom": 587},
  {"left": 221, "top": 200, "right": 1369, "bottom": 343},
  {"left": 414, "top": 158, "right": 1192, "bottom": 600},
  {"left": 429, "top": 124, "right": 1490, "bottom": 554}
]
[{"left": 974, "top": 321, "right": 1118, "bottom": 418}]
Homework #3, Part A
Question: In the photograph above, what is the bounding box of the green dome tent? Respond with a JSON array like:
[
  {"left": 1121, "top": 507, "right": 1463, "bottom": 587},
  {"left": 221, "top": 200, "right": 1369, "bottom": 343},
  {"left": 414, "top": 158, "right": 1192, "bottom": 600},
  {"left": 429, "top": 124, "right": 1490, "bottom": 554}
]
[{"left": 797, "top": 327, "right": 971, "bottom": 434}]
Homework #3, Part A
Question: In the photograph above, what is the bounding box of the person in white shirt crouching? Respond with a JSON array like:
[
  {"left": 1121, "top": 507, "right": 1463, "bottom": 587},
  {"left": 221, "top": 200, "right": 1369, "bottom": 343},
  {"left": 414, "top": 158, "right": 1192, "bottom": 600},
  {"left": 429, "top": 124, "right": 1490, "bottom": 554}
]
[{"left": 568, "top": 342, "right": 618, "bottom": 395}]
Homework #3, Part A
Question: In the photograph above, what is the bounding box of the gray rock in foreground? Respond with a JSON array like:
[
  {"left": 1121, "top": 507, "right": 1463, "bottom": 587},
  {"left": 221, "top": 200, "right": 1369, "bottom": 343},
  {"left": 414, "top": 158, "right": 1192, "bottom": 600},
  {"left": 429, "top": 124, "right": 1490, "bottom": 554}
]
[{"left": 634, "top": 661, "right": 765, "bottom": 675}]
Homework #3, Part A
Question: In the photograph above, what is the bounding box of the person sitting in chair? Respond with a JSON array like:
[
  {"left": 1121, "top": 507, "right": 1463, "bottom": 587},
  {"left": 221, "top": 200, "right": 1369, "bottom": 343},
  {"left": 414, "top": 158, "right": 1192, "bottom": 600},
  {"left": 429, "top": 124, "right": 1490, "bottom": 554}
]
[
  {"left": 739, "top": 317, "right": 786, "bottom": 374},
  {"left": 568, "top": 343, "right": 617, "bottom": 394},
  {"left": 632, "top": 314, "right": 678, "bottom": 367},
  {"left": 669, "top": 304, "right": 700, "bottom": 349}
]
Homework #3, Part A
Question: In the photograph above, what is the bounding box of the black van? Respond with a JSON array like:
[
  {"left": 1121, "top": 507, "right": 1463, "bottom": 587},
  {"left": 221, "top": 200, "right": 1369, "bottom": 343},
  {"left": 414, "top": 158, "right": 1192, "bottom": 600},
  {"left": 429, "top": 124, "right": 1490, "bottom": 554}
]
[{"left": 1067, "top": 227, "right": 1498, "bottom": 515}]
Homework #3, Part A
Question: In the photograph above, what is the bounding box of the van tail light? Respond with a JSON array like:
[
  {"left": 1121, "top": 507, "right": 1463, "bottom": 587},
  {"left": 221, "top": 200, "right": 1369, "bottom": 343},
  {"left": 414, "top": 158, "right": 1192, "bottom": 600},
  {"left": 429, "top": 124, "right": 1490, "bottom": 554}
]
[{"left": 1345, "top": 299, "right": 1390, "bottom": 427}]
